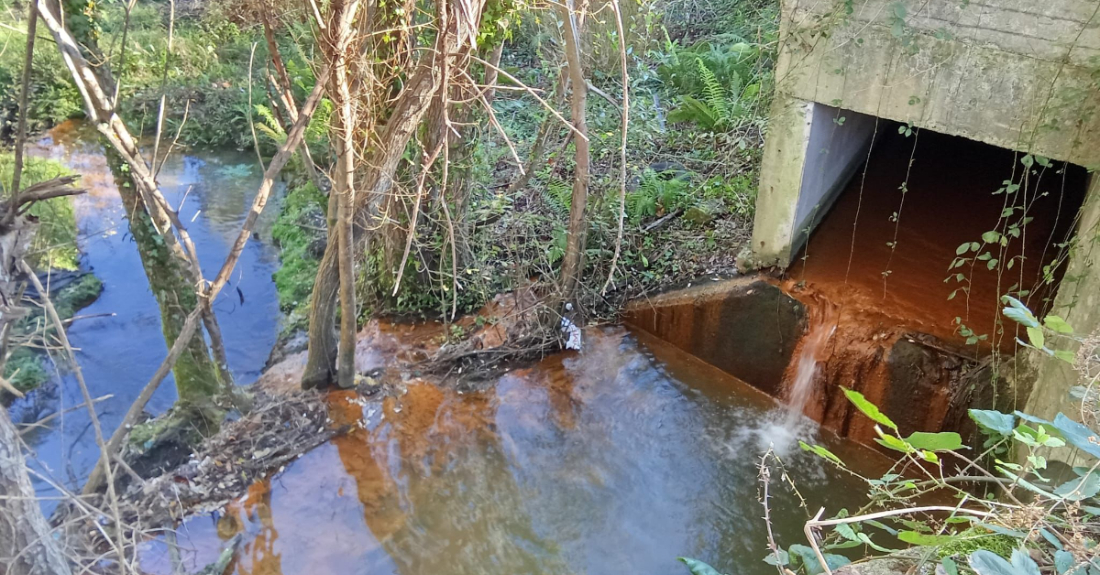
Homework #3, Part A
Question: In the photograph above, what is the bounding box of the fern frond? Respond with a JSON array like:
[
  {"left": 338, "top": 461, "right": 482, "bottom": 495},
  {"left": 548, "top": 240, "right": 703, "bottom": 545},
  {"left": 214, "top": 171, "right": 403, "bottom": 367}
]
[{"left": 697, "top": 60, "right": 729, "bottom": 125}]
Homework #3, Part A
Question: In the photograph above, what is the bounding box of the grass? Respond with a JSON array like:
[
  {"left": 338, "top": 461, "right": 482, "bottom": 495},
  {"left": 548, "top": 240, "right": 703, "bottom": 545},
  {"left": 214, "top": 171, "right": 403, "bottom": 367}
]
[
  {"left": 0, "top": 0, "right": 282, "bottom": 150},
  {"left": 271, "top": 181, "right": 326, "bottom": 332},
  {"left": 0, "top": 154, "right": 80, "bottom": 270}
]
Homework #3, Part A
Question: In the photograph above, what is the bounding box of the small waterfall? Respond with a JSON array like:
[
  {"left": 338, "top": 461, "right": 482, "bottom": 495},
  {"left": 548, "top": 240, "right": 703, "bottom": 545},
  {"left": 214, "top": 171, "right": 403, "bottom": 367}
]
[
  {"left": 747, "top": 299, "right": 839, "bottom": 454},
  {"left": 784, "top": 303, "right": 838, "bottom": 425}
]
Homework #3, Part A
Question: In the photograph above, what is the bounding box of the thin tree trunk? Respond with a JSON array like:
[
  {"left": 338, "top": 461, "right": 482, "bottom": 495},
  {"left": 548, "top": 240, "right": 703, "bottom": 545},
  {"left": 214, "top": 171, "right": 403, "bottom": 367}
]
[
  {"left": 1, "top": 406, "right": 72, "bottom": 575},
  {"left": 303, "top": 65, "right": 437, "bottom": 388},
  {"left": 330, "top": 13, "right": 359, "bottom": 389},
  {"left": 36, "top": 0, "right": 227, "bottom": 402},
  {"left": 301, "top": 0, "right": 490, "bottom": 386},
  {"left": 82, "top": 65, "right": 334, "bottom": 497},
  {"left": 558, "top": 0, "right": 590, "bottom": 303},
  {"left": 483, "top": 41, "right": 504, "bottom": 107}
]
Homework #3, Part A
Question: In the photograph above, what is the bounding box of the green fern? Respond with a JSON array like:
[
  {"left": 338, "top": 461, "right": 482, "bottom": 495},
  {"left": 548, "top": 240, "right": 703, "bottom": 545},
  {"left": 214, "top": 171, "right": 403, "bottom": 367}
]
[
  {"left": 626, "top": 169, "right": 692, "bottom": 223},
  {"left": 545, "top": 179, "right": 572, "bottom": 216},
  {"left": 697, "top": 60, "right": 730, "bottom": 124},
  {"left": 254, "top": 104, "right": 287, "bottom": 144}
]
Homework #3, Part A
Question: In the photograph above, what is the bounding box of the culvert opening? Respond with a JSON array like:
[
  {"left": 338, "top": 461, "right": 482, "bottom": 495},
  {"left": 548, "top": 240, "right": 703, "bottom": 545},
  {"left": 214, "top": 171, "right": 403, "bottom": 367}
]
[{"left": 792, "top": 116, "right": 1089, "bottom": 352}]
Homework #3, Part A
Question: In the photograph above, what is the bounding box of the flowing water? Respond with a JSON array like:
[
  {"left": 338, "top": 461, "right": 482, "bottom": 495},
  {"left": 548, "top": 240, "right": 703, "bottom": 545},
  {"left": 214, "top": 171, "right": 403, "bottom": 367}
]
[
  {"left": 17, "top": 121, "right": 284, "bottom": 498},
  {"left": 784, "top": 302, "right": 838, "bottom": 426},
  {"left": 13, "top": 123, "right": 893, "bottom": 573},
  {"left": 141, "top": 328, "right": 886, "bottom": 575}
]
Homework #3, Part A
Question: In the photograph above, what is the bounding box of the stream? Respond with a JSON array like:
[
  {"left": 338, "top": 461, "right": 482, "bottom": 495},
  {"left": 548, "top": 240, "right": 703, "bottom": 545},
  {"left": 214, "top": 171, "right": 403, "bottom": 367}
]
[
  {"left": 18, "top": 123, "right": 888, "bottom": 574},
  {"left": 143, "top": 329, "right": 885, "bottom": 575},
  {"left": 19, "top": 121, "right": 283, "bottom": 498}
]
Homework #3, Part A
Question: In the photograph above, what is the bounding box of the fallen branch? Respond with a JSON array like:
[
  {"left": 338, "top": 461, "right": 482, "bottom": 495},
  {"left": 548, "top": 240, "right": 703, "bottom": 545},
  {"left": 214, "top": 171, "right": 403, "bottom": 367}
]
[{"left": 642, "top": 208, "right": 682, "bottom": 233}]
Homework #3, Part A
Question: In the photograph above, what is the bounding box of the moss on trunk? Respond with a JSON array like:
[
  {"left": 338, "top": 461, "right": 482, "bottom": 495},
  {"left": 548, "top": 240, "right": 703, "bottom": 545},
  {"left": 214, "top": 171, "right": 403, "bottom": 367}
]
[{"left": 108, "top": 152, "right": 222, "bottom": 407}]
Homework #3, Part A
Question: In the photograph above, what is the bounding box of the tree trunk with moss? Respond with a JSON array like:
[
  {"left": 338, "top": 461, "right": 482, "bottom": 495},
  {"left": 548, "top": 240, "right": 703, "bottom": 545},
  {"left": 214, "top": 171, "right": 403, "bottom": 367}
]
[
  {"left": 110, "top": 155, "right": 221, "bottom": 407},
  {"left": 50, "top": 0, "right": 222, "bottom": 409}
]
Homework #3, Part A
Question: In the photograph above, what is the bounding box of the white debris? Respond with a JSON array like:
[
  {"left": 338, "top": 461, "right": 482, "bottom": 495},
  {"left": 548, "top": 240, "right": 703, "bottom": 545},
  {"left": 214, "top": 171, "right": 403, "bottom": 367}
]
[{"left": 561, "top": 306, "right": 582, "bottom": 351}]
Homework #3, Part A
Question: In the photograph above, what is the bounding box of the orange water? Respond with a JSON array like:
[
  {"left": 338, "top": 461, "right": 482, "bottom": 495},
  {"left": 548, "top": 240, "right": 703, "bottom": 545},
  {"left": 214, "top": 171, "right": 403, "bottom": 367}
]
[{"left": 140, "top": 328, "right": 887, "bottom": 575}]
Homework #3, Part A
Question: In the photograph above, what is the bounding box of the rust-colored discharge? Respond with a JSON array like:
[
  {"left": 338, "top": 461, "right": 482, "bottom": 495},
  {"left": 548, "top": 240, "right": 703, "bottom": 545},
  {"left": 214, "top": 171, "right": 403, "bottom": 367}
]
[
  {"left": 795, "top": 129, "right": 1087, "bottom": 353},
  {"left": 773, "top": 128, "right": 1088, "bottom": 444},
  {"left": 327, "top": 381, "right": 500, "bottom": 548}
]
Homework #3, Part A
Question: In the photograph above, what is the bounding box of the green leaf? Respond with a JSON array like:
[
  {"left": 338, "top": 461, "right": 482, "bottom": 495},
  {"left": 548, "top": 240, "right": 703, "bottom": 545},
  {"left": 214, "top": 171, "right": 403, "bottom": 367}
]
[
  {"left": 857, "top": 532, "right": 897, "bottom": 552},
  {"left": 1011, "top": 549, "right": 1041, "bottom": 575},
  {"left": 789, "top": 545, "right": 850, "bottom": 575},
  {"left": 969, "top": 409, "right": 1015, "bottom": 436},
  {"left": 1055, "top": 350, "right": 1076, "bottom": 365},
  {"left": 1052, "top": 413, "right": 1100, "bottom": 459},
  {"left": 942, "top": 557, "right": 959, "bottom": 575},
  {"left": 678, "top": 557, "right": 725, "bottom": 575},
  {"left": 843, "top": 388, "right": 898, "bottom": 431},
  {"left": 996, "top": 467, "right": 1057, "bottom": 498},
  {"left": 1044, "top": 315, "right": 1073, "bottom": 334},
  {"left": 876, "top": 432, "right": 912, "bottom": 453},
  {"left": 956, "top": 243, "right": 970, "bottom": 255},
  {"left": 1054, "top": 550, "right": 1075, "bottom": 575},
  {"left": 898, "top": 531, "right": 958, "bottom": 546},
  {"left": 1003, "top": 307, "right": 1039, "bottom": 328},
  {"left": 1027, "top": 326, "right": 1045, "bottom": 349},
  {"left": 800, "top": 441, "right": 846, "bottom": 466},
  {"left": 763, "top": 550, "right": 790, "bottom": 567},
  {"left": 969, "top": 550, "right": 1018, "bottom": 575},
  {"left": 1053, "top": 471, "right": 1100, "bottom": 501},
  {"left": 905, "top": 431, "right": 963, "bottom": 451},
  {"left": 982, "top": 231, "right": 1002, "bottom": 243}
]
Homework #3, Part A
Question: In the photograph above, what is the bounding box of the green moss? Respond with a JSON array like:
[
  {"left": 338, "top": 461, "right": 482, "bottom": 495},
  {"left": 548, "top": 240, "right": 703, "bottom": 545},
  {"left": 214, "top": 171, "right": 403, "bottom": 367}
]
[
  {"left": 52, "top": 274, "right": 103, "bottom": 318},
  {"left": 272, "top": 182, "right": 327, "bottom": 330},
  {"left": 4, "top": 347, "right": 49, "bottom": 394},
  {"left": 937, "top": 530, "right": 1017, "bottom": 560}
]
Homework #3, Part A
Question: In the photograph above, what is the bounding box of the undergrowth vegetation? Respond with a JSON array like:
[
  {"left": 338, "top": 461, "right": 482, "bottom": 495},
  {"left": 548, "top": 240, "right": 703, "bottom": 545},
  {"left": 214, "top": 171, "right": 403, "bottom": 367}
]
[
  {"left": 0, "top": 0, "right": 272, "bottom": 149},
  {"left": 269, "top": 0, "right": 779, "bottom": 325}
]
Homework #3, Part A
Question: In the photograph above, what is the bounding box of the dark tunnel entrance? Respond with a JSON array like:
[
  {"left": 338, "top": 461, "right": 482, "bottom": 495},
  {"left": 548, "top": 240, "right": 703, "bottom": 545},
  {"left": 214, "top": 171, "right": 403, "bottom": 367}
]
[{"left": 792, "top": 121, "right": 1089, "bottom": 352}]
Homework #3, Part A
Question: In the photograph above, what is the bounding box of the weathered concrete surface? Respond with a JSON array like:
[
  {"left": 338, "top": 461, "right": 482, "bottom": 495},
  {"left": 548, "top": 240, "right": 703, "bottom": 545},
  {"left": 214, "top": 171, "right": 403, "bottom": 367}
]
[
  {"left": 1024, "top": 174, "right": 1100, "bottom": 465},
  {"left": 811, "top": 328, "right": 988, "bottom": 446},
  {"left": 754, "top": 99, "right": 877, "bottom": 267},
  {"left": 753, "top": 0, "right": 1100, "bottom": 268},
  {"left": 623, "top": 277, "right": 806, "bottom": 396},
  {"left": 624, "top": 277, "right": 989, "bottom": 447}
]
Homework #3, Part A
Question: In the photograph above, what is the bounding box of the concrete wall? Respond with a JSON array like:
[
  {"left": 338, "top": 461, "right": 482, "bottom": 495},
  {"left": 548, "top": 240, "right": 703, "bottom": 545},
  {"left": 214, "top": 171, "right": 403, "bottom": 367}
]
[
  {"left": 753, "top": 0, "right": 1100, "bottom": 267},
  {"left": 752, "top": 0, "right": 1100, "bottom": 443},
  {"left": 754, "top": 100, "right": 877, "bottom": 266},
  {"left": 1023, "top": 174, "right": 1100, "bottom": 460}
]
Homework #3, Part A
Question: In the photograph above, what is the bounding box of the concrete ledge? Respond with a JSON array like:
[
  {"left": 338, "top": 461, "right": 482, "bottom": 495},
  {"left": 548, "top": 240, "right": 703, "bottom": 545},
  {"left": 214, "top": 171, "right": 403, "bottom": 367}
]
[{"left": 624, "top": 277, "right": 807, "bottom": 395}]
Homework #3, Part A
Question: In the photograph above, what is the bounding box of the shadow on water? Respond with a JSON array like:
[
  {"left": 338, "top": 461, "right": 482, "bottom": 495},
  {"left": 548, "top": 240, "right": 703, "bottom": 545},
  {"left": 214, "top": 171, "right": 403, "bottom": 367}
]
[
  {"left": 141, "top": 328, "right": 887, "bottom": 575},
  {"left": 18, "top": 121, "right": 284, "bottom": 498}
]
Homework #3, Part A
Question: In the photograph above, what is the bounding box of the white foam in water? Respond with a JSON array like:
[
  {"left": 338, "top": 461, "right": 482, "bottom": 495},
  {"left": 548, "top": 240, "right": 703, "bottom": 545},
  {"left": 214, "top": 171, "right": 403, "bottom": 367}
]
[{"left": 747, "top": 302, "right": 840, "bottom": 457}]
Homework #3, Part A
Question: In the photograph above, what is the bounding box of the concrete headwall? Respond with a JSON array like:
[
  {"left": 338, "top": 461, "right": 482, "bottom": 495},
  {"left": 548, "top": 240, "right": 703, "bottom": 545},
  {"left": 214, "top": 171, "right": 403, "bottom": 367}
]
[
  {"left": 752, "top": 0, "right": 1100, "bottom": 268},
  {"left": 748, "top": 0, "right": 1100, "bottom": 443}
]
